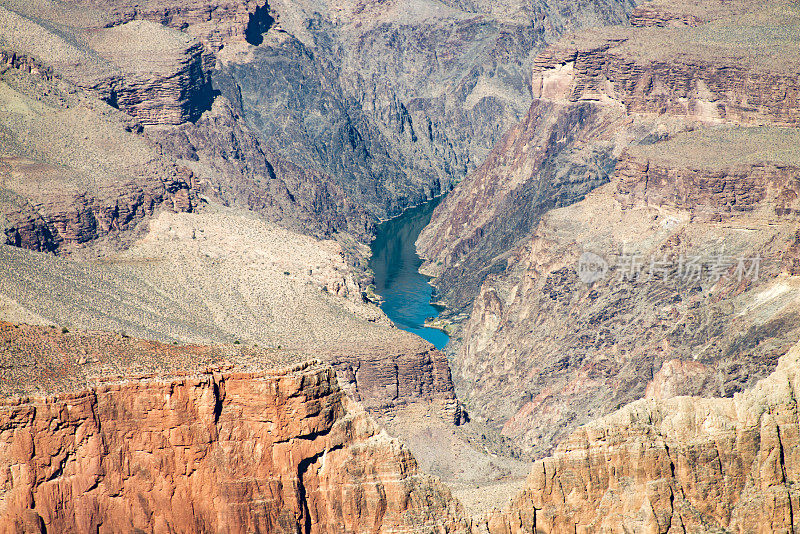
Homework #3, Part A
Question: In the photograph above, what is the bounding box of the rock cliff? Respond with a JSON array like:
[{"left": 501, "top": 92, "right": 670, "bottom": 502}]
[
  {"left": 0, "top": 56, "right": 195, "bottom": 253},
  {"left": 419, "top": 0, "right": 800, "bottom": 458},
  {"left": 0, "top": 5, "right": 214, "bottom": 127},
  {"left": 480, "top": 337, "right": 800, "bottom": 533},
  {"left": 85, "top": 20, "right": 214, "bottom": 126},
  {"left": 212, "top": 0, "right": 636, "bottom": 222},
  {"left": 0, "top": 322, "right": 467, "bottom": 533},
  {"left": 0, "top": 207, "right": 462, "bottom": 423},
  {"left": 458, "top": 125, "right": 800, "bottom": 457},
  {"left": 422, "top": 0, "right": 800, "bottom": 310},
  {"left": 530, "top": 14, "right": 800, "bottom": 126},
  {"left": 58, "top": 0, "right": 271, "bottom": 52}
]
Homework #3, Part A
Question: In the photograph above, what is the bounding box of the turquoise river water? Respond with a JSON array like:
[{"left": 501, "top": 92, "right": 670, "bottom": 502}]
[{"left": 368, "top": 197, "right": 449, "bottom": 349}]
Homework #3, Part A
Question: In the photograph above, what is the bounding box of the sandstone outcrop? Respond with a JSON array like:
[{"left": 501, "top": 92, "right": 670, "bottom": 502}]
[
  {"left": 0, "top": 207, "right": 460, "bottom": 423},
  {"left": 480, "top": 338, "right": 800, "bottom": 533},
  {"left": 60, "top": 0, "right": 271, "bottom": 52},
  {"left": 417, "top": 98, "right": 623, "bottom": 312},
  {"left": 530, "top": 3, "right": 800, "bottom": 126},
  {"left": 0, "top": 323, "right": 467, "bottom": 533},
  {"left": 453, "top": 125, "right": 800, "bottom": 457}
]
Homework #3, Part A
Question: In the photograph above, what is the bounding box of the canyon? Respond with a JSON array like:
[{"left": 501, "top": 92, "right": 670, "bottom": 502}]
[
  {"left": 1, "top": 0, "right": 800, "bottom": 531},
  {"left": 419, "top": 0, "right": 800, "bottom": 458},
  {"left": 480, "top": 338, "right": 800, "bottom": 533}
]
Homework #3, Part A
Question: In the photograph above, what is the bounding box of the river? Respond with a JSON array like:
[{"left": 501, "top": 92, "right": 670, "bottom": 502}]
[{"left": 368, "top": 197, "right": 449, "bottom": 349}]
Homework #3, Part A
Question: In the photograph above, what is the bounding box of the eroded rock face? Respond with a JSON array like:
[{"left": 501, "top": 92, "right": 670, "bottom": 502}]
[
  {"left": 453, "top": 126, "right": 800, "bottom": 457},
  {"left": 530, "top": 6, "right": 800, "bottom": 125},
  {"left": 423, "top": 0, "right": 800, "bottom": 310},
  {"left": 419, "top": 0, "right": 800, "bottom": 459},
  {"left": 0, "top": 323, "right": 466, "bottom": 533},
  {"left": 59, "top": 0, "right": 271, "bottom": 52},
  {"left": 0, "top": 63, "right": 195, "bottom": 253},
  {"left": 211, "top": 0, "right": 637, "bottom": 222},
  {"left": 481, "top": 339, "right": 800, "bottom": 533},
  {"left": 154, "top": 96, "right": 374, "bottom": 240},
  {"left": 86, "top": 20, "right": 214, "bottom": 126},
  {"left": 417, "top": 98, "right": 622, "bottom": 313}
]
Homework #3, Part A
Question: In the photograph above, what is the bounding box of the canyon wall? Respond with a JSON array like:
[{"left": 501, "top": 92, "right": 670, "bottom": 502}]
[
  {"left": 479, "top": 338, "right": 800, "bottom": 533},
  {"left": 417, "top": 98, "right": 623, "bottom": 312},
  {"left": 0, "top": 61, "right": 195, "bottom": 253},
  {"left": 419, "top": 0, "right": 800, "bottom": 458},
  {"left": 0, "top": 323, "right": 467, "bottom": 533},
  {"left": 0, "top": 0, "right": 642, "bottom": 255},
  {"left": 0, "top": 206, "right": 462, "bottom": 423},
  {"left": 58, "top": 0, "right": 271, "bottom": 52},
  {"left": 214, "top": 0, "right": 635, "bottom": 221},
  {"left": 85, "top": 21, "right": 214, "bottom": 126}
]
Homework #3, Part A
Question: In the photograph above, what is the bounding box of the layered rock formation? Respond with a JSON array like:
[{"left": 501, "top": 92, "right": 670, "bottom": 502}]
[
  {"left": 481, "top": 338, "right": 800, "bottom": 533},
  {"left": 0, "top": 1, "right": 371, "bottom": 250},
  {"left": 3, "top": 0, "right": 639, "bottom": 235},
  {"left": 0, "top": 0, "right": 644, "bottom": 259},
  {"left": 417, "top": 98, "right": 623, "bottom": 312},
  {"left": 86, "top": 20, "right": 213, "bottom": 126},
  {"left": 419, "top": 0, "right": 800, "bottom": 458},
  {"left": 0, "top": 322, "right": 466, "bottom": 533},
  {"left": 212, "top": 0, "right": 636, "bottom": 221},
  {"left": 461, "top": 125, "right": 800, "bottom": 456},
  {"left": 0, "top": 57, "right": 195, "bottom": 253},
  {"left": 0, "top": 207, "right": 461, "bottom": 423},
  {"left": 530, "top": 14, "right": 800, "bottom": 126},
  {"left": 0, "top": 5, "right": 214, "bottom": 127},
  {"left": 421, "top": 0, "right": 800, "bottom": 310},
  {"left": 58, "top": 0, "right": 271, "bottom": 52}
]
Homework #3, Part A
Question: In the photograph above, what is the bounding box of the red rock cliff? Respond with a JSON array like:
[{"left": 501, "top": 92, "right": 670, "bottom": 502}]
[{"left": 0, "top": 324, "right": 467, "bottom": 533}]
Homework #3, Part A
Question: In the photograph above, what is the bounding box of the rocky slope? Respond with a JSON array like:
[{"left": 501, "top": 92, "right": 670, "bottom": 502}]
[
  {"left": 211, "top": 0, "right": 636, "bottom": 221},
  {"left": 0, "top": 322, "right": 466, "bottom": 533},
  {"left": 420, "top": 0, "right": 800, "bottom": 309},
  {"left": 417, "top": 97, "right": 624, "bottom": 313},
  {"left": 0, "top": 0, "right": 371, "bottom": 255},
  {"left": 0, "top": 52, "right": 195, "bottom": 253},
  {"left": 480, "top": 337, "right": 800, "bottom": 533},
  {"left": 462, "top": 125, "right": 800, "bottom": 456},
  {"left": 0, "top": 207, "right": 462, "bottom": 422},
  {"left": 1, "top": 0, "right": 639, "bottom": 243},
  {"left": 419, "top": 0, "right": 800, "bottom": 457}
]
